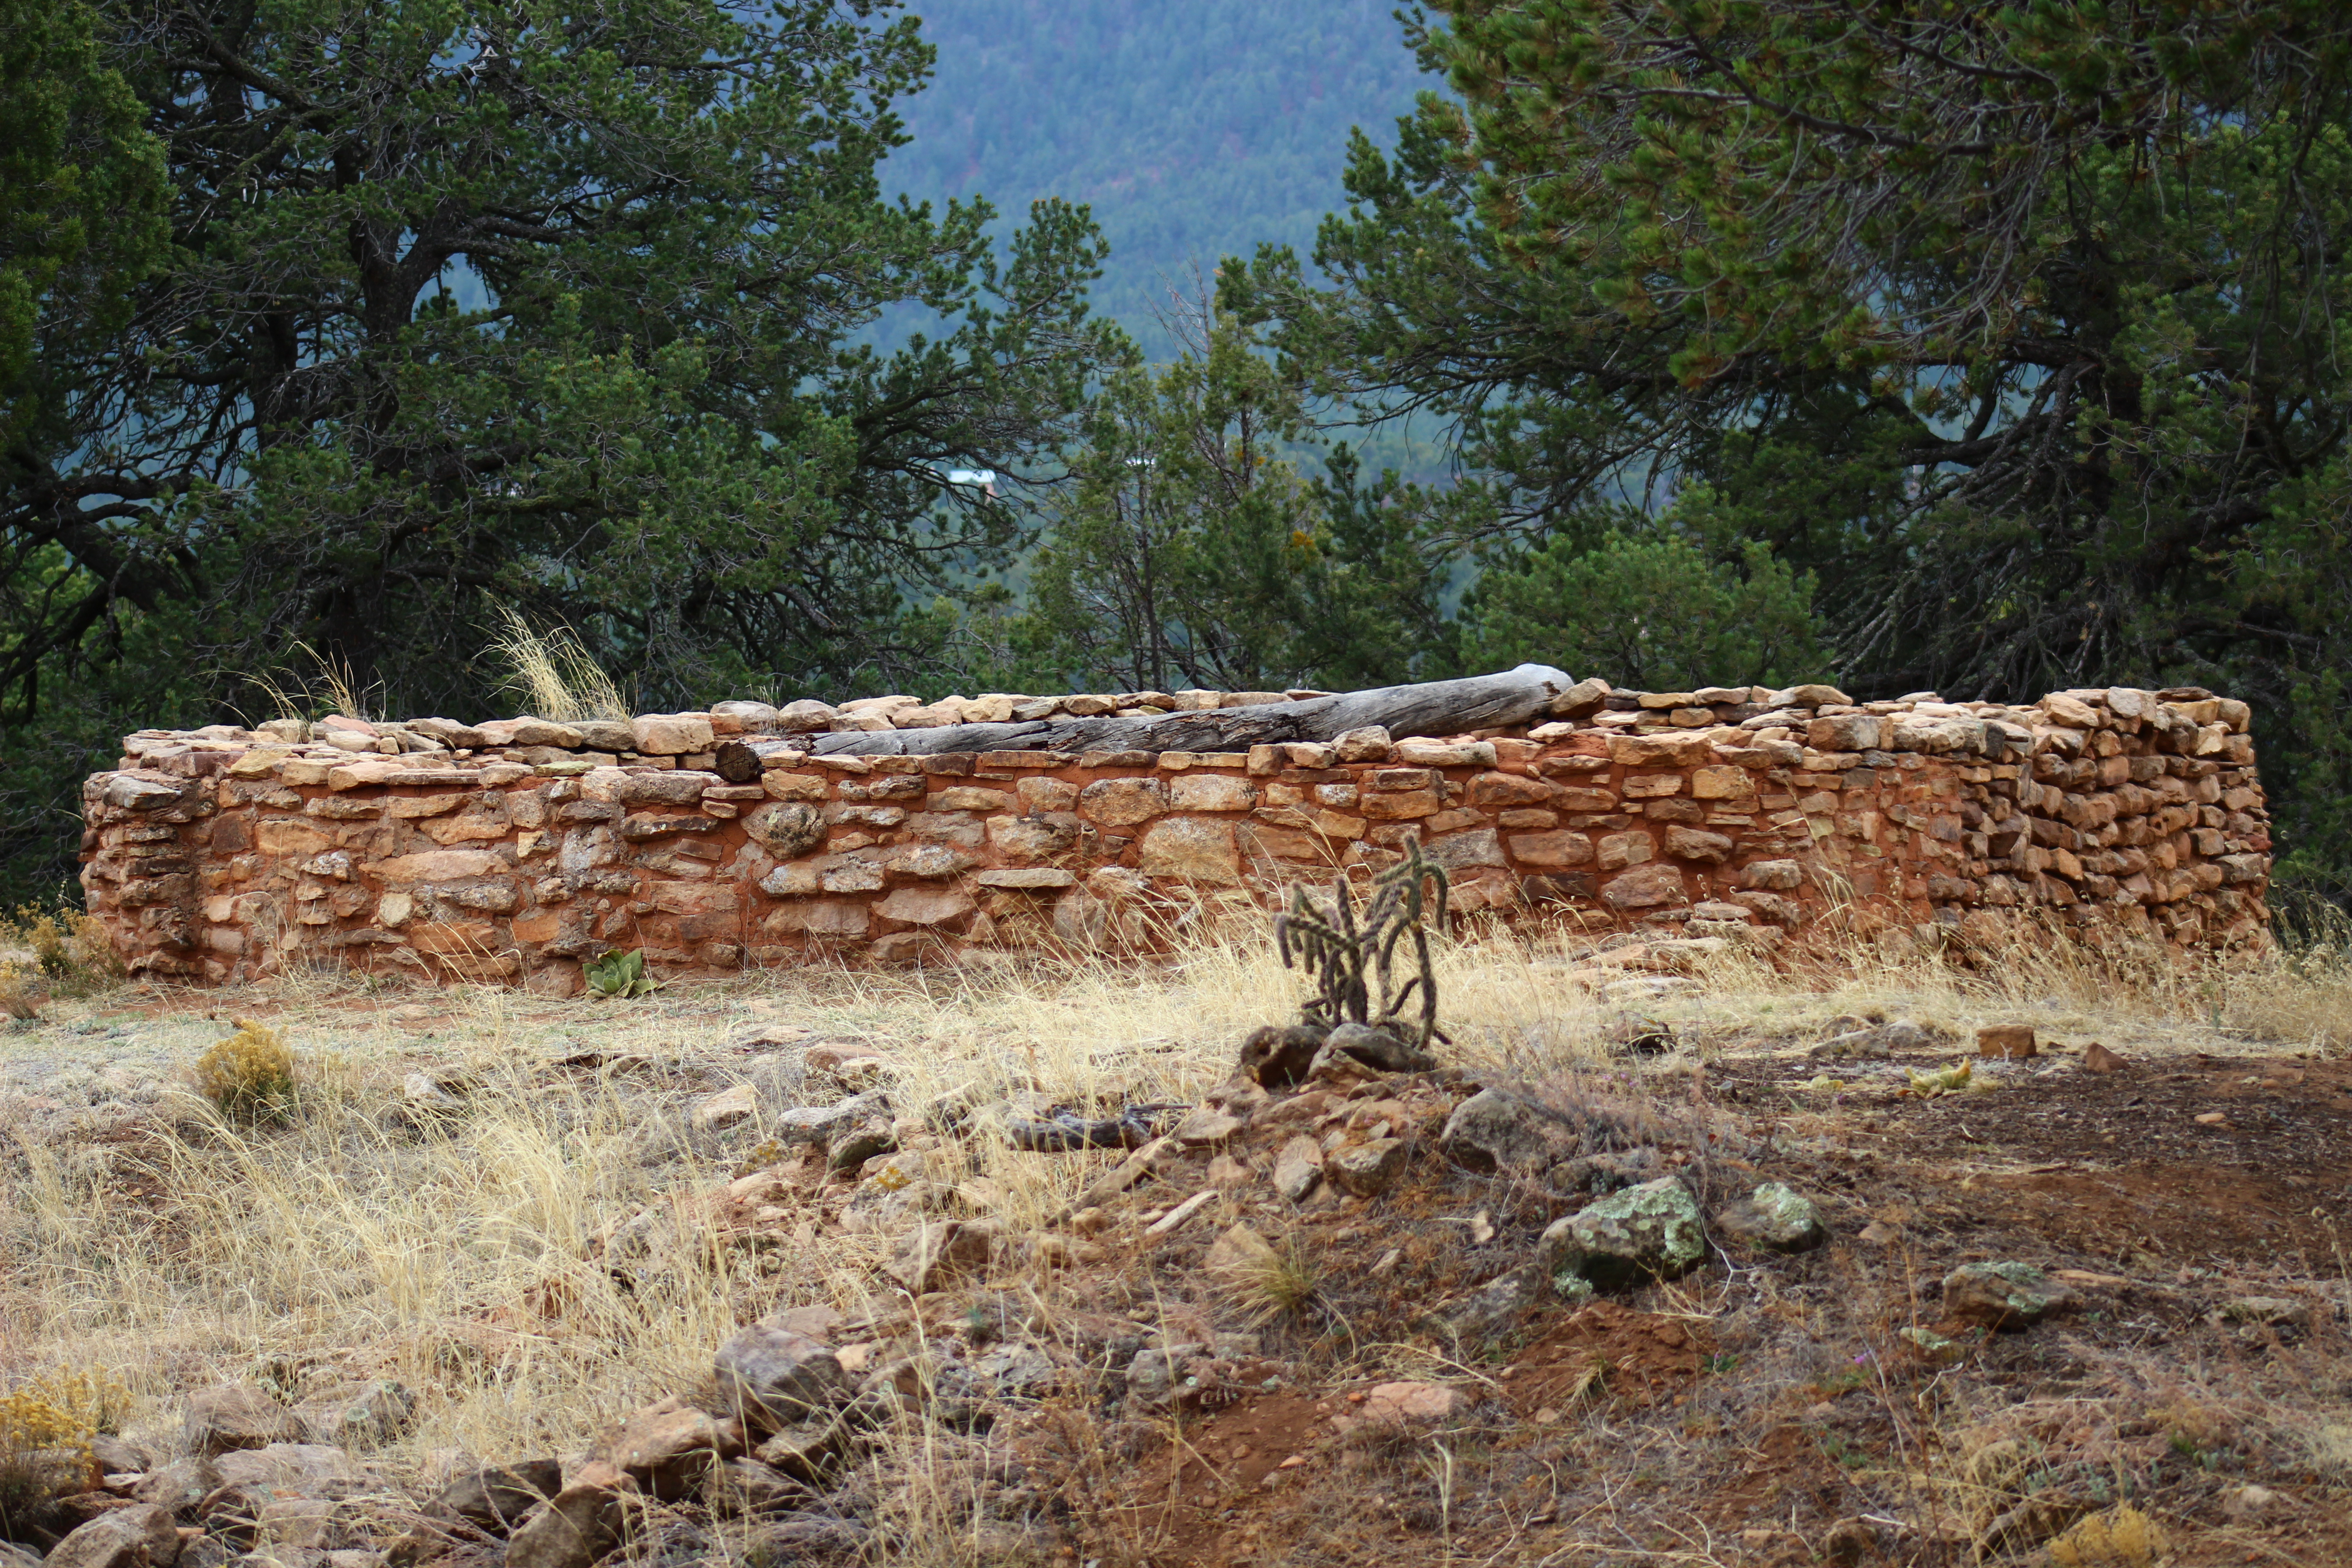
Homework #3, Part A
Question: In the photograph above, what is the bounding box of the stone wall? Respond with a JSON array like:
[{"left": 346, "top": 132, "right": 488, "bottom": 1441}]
[{"left": 78, "top": 681, "right": 2273, "bottom": 990}]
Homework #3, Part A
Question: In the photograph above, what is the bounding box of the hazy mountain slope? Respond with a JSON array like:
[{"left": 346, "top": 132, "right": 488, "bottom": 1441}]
[{"left": 886, "top": 0, "right": 1429, "bottom": 354}]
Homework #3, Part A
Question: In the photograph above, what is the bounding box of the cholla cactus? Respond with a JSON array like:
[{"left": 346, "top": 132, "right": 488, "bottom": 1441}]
[{"left": 1273, "top": 835, "right": 1450, "bottom": 1048}]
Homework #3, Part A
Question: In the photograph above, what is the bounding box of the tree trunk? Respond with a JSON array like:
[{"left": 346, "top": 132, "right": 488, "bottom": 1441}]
[{"left": 714, "top": 666, "right": 1582, "bottom": 775}]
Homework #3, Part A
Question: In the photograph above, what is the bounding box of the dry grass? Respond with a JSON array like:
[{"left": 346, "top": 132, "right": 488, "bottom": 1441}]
[
  {"left": 487, "top": 609, "right": 631, "bottom": 724},
  {"left": 1, "top": 909, "right": 2349, "bottom": 1561}
]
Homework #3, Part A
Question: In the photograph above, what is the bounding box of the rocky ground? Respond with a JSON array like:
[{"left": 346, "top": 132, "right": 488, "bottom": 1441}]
[{"left": 2, "top": 931, "right": 2348, "bottom": 1568}]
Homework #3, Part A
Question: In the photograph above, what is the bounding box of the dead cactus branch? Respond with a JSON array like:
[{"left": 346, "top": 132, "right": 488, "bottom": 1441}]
[{"left": 1274, "top": 835, "right": 1450, "bottom": 1049}]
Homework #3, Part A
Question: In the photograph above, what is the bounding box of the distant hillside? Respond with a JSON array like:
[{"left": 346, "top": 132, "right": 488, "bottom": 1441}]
[{"left": 886, "top": 0, "right": 1430, "bottom": 358}]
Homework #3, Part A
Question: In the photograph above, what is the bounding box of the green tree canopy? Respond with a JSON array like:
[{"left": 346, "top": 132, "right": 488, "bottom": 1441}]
[
  {"left": 0, "top": 0, "right": 167, "bottom": 447},
  {"left": 1230, "top": 0, "right": 2352, "bottom": 888},
  {"left": 1000, "top": 298, "right": 1450, "bottom": 694},
  {"left": 2, "top": 0, "right": 1127, "bottom": 728}
]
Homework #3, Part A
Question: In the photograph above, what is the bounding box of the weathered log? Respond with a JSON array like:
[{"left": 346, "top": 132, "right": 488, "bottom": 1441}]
[{"left": 730, "top": 666, "right": 1580, "bottom": 760}]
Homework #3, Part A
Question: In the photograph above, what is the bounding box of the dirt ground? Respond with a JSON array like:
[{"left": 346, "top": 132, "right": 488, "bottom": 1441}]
[{"left": 3, "top": 931, "right": 2350, "bottom": 1568}]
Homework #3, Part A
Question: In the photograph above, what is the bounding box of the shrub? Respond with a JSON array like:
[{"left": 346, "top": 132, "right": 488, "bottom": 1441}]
[
  {"left": 0, "top": 1371, "right": 127, "bottom": 1542},
  {"left": 0, "top": 900, "right": 124, "bottom": 1010},
  {"left": 193, "top": 1019, "right": 301, "bottom": 1123}
]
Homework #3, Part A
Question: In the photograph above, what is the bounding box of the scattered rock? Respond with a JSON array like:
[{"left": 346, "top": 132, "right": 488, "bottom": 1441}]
[
  {"left": 1171, "top": 1105, "right": 1245, "bottom": 1147},
  {"left": 1602, "top": 1014, "right": 1673, "bottom": 1055},
  {"left": 1315, "top": 1022, "right": 1438, "bottom": 1075},
  {"left": 1538, "top": 1176, "right": 1705, "bottom": 1287},
  {"left": 770, "top": 1090, "right": 890, "bottom": 1151},
  {"left": 297, "top": 1380, "right": 415, "bottom": 1450},
  {"left": 1333, "top": 1382, "right": 1468, "bottom": 1433},
  {"left": 1272, "top": 1135, "right": 1323, "bottom": 1202},
  {"left": 1547, "top": 1148, "right": 1658, "bottom": 1196},
  {"left": 435, "top": 1461, "right": 562, "bottom": 1535},
  {"left": 692, "top": 1083, "right": 760, "bottom": 1132},
  {"left": 1438, "top": 1087, "right": 1575, "bottom": 1173},
  {"left": 182, "top": 1384, "right": 307, "bottom": 1457},
  {"left": 885, "top": 1220, "right": 995, "bottom": 1293},
  {"left": 209, "top": 1443, "right": 362, "bottom": 1494},
  {"left": 2082, "top": 1041, "right": 2129, "bottom": 1073},
  {"left": 505, "top": 1483, "right": 631, "bottom": 1568},
  {"left": 1711, "top": 1182, "right": 1827, "bottom": 1252},
  {"left": 606, "top": 1399, "right": 739, "bottom": 1499},
  {"left": 1204, "top": 1222, "right": 1280, "bottom": 1278},
  {"left": 1943, "top": 1262, "right": 2079, "bottom": 1329},
  {"left": 1975, "top": 1024, "right": 2037, "bottom": 1060},
  {"left": 2219, "top": 1295, "right": 2308, "bottom": 1327},
  {"left": 1237, "top": 1024, "right": 1326, "bottom": 1088},
  {"left": 713, "top": 1324, "right": 850, "bottom": 1427},
  {"left": 42, "top": 1505, "right": 181, "bottom": 1568},
  {"left": 1327, "top": 1137, "right": 1407, "bottom": 1198},
  {"left": 1421, "top": 1263, "right": 1544, "bottom": 1342},
  {"left": 2224, "top": 1484, "right": 2285, "bottom": 1522},
  {"left": 752, "top": 1417, "right": 850, "bottom": 1483},
  {"left": 710, "top": 1457, "right": 807, "bottom": 1518}
]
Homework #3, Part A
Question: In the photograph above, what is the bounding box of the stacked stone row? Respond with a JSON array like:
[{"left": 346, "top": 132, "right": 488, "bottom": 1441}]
[{"left": 79, "top": 681, "right": 2269, "bottom": 987}]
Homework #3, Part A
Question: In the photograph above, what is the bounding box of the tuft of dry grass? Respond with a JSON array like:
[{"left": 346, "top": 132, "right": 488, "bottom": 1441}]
[{"left": 486, "top": 609, "right": 631, "bottom": 724}]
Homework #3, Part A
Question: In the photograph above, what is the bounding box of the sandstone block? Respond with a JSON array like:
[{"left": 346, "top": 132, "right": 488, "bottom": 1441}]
[
  {"left": 1467, "top": 770, "right": 1553, "bottom": 807},
  {"left": 632, "top": 713, "right": 715, "bottom": 755},
  {"left": 1806, "top": 714, "right": 1882, "bottom": 751},
  {"left": 1741, "top": 858, "right": 1803, "bottom": 890},
  {"left": 1600, "top": 862, "right": 1686, "bottom": 910},
  {"left": 1508, "top": 830, "right": 1595, "bottom": 867},
  {"left": 1691, "top": 765, "right": 1755, "bottom": 799},
  {"left": 1423, "top": 827, "right": 1506, "bottom": 870},
  {"left": 1077, "top": 776, "right": 1170, "bottom": 826},
  {"left": 763, "top": 900, "right": 868, "bottom": 938},
  {"left": 974, "top": 867, "right": 1075, "bottom": 889},
  {"left": 1609, "top": 733, "right": 1712, "bottom": 767},
  {"left": 1170, "top": 773, "right": 1258, "bottom": 812},
  {"left": 1975, "top": 1024, "right": 2037, "bottom": 1059},
  {"left": 1332, "top": 725, "right": 1394, "bottom": 761},
  {"left": 1596, "top": 831, "right": 1652, "bottom": 870},
  {"left": 1358, "top": 788, "right": 1439, "bottom": 820},
  {"left": 256, "top": 820, "right": 334, "bottom": 856},
  {"left": 373, "top": 849, "right": 506, "bottom": 882},
  {"left": 1139, "top": 817, "right": 1241, "bottom": 884},
  {"left": 876, "top": 887, "right": 975, "bottom": 926},
  {"left": 1663, "top": 826, "right": 1734, "bottom": 862}
]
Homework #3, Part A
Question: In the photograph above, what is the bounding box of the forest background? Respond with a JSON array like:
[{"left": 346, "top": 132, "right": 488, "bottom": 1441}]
[{"left": 5, "top": 0, "right": 2351, "bottom": 911}]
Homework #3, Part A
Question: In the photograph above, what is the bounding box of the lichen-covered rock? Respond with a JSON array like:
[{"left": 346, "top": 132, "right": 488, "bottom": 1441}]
[
  {"left": 1712, "top": 1181, "right": 1827, "bottom": 1252},
  {"left": 1539, "top": 1176, "right": 1706, "bottom": 1287},
  {"left": 1943, "top": 1262, "right": 2079, "bottom": 1329}
]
